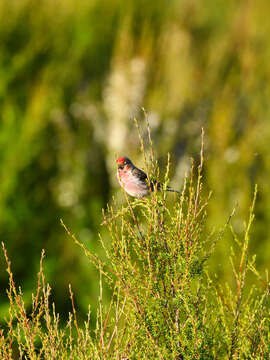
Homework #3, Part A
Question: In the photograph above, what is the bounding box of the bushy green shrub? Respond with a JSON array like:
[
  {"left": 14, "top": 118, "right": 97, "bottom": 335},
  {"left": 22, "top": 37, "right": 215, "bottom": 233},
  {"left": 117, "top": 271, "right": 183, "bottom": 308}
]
[{"left": 1, "top": 127, "right": 269, "bottom": 359}]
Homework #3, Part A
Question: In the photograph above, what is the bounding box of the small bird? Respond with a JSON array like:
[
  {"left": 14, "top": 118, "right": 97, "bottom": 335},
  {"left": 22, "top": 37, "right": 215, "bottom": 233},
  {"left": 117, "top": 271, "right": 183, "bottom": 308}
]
[{"left": 116, "top": 156, "right": 179, "bottom": 198}]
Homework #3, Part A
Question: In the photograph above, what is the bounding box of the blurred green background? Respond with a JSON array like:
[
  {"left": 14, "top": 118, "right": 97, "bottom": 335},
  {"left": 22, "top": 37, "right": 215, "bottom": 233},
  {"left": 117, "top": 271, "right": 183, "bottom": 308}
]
[{"left": 0, "top": 0, "right": 270, "bottom": 324}]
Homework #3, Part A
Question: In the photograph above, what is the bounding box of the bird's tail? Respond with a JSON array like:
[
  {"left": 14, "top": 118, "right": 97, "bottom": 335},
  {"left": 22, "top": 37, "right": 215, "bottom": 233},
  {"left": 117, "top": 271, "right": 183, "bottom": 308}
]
[
  {"left": 166, "top": 186, "right": 180, "bottom": 194},
  {"left": 150, "top": 181, "right": 180, "bottom": 194}
]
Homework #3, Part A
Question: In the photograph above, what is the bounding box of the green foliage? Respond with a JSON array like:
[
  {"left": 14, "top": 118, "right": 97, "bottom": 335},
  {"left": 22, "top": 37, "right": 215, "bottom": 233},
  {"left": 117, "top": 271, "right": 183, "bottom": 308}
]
[
  {"left": 0, "top": 0, "right": 270, "bottom": 346},
  {"left": 0, "top": 131, "right": 269, "bottom": 358}
]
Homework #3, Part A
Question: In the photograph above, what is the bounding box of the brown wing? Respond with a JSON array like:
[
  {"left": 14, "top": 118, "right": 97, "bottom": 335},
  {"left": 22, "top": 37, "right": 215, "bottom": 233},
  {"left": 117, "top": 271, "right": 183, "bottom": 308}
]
[
  {"left": 132, "top": 167, "right": 162, "bottom": 191},
  {"left": 131, "top": 166, "right": 179, "bottom": 193},
  {"left": 132, "top": 167, "right": 148, "bottom": 183}
]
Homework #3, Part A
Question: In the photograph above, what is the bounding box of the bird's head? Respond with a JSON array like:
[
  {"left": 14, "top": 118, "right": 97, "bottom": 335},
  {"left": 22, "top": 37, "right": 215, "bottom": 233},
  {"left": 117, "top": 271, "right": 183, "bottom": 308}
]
[{"left": 116, "top": 156, "right": 133, "bottom": 170}]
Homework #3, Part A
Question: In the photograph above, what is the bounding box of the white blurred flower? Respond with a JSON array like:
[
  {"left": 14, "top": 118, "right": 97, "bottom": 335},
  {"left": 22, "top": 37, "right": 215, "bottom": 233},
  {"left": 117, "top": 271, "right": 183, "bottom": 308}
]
[
  {"left": 224, "top": 147, "right": 239, "bottom": 163},
  {"left": 103, "top": 57, "right": 147, "bottom": 152}
]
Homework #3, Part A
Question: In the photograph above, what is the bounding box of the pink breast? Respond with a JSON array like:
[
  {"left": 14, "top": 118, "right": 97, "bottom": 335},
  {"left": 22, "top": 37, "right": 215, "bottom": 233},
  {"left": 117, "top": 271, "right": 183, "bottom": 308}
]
[{"left": 117, "top": 169, "right": 148, "bottom": 197}]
